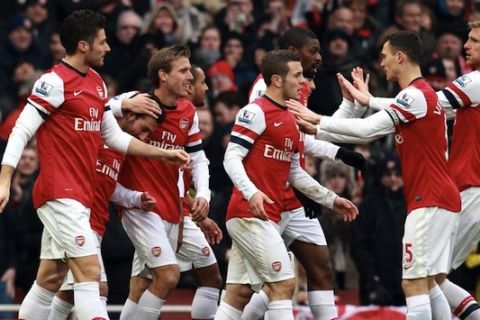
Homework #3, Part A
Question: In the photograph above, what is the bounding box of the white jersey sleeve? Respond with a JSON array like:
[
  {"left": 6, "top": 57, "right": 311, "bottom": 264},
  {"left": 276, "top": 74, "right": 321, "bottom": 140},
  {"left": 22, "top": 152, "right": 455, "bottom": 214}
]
[
  {"left": 318, "top": 109, "right": 395, "bottom": 139},
  {"left": 332, "top": 98, "right": 366, "bottom": 119},
  {"left": 384, "top": 87, "right": 428, "bottom": 125},
  {"left": 110, "top": 183, "right": 142, "bottom": 208},
  {"left": 248, "top": 78, "right": 267, "bottom": 103},
  {"left": 303, "top": 134, "right": 339, "bottom": 161},
  {"left": 288, "top": 152, "right": 337, "bottom": 209},
  {"left": 27, "top": 71, "right": 65, "bottom": 115},
  {"left": 101, "top": 109, "right": 133, "bottom": 153},
  {"left": 106, "top": 91, "right": 139, "bottom": 117},
  {"left": 224, "top": 103, "right": 266, "bottom": 200},
  {"left": 369, "top": 97, "right": 395, "bottom": 111},
  {"left": 437, "top": 71, "right": 480, "bottom": 119}
]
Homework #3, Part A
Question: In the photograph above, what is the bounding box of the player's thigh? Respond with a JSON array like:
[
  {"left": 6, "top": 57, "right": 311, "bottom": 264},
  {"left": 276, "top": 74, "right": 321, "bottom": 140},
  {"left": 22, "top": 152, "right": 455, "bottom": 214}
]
[{"left": 280, "top": 207, "right": 327, "bottom": 247}]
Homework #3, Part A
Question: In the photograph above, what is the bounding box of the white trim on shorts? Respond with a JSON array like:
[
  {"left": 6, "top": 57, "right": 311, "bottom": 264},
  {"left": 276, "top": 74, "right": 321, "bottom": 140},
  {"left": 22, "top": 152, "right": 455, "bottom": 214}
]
[
  {"left": 402, "top": 207, "right": 458, "bottom": 279},
  {"left": 38, "top": 198, "right": 97, "bottom": 259}
]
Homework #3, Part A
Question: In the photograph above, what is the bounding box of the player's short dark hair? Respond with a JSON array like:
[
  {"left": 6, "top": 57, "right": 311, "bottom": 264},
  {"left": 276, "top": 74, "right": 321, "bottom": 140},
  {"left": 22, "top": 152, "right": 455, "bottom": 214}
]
[
  {"left": 215, "top": 90, "right": 246, "bottom": 110},
  {"left": 279, "top": 28, "right": 318, "bottom": 50},
  {"left": 261, "top": 50, "right": 301, "bottom": 86},
  {"left": 384, "top": 31, "right": 423, "bottom": 65},
  {"left": 190, "top": 64, "right": 201, "bottom": 84},
  {"left": 147, "top": 45, "right": 191, "bottom": 88},
  {"left": 59, "top": 10, "right": 106, "bottom": 55}
]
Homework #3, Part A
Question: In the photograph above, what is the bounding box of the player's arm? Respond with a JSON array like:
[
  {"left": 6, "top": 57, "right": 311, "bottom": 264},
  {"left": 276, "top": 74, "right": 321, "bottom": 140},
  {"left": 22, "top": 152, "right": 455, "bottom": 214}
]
[
  {"left": 223, "top": 104, "right": 271, "bottom": 220},
  {"left": 288, "top": 153, "right": 358, "bottom": 222},
  {"left": 101, "top": 110, "right": 189, "bottom": 166},
  {"left": 107, "top": 91, "right": 161, "bottom": 119},
  {"left": 0, "top": 72, "right": 63, "bottom": 212},
  {"left": 110, "top": 183, "right": 156, "bottom": 211},
  {"left": 185, "top": 112, "right": 211, "bottom": 221},
  {"left": 436, "top": 72, "right": 480, "bottom": 120}
]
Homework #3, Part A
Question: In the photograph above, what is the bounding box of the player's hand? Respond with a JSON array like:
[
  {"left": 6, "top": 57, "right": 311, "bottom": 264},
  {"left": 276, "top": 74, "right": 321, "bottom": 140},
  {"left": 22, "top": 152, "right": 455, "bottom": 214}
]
[
  {"left": 140, "top": 191, "right": 156, "bottom": 211},
  {"left": 197, "top": 217, "right": 223, "bottom": 244},
  {"left": 122, "top": 93, "right": 162, "bottom": 119},
  {"left": 190, "top": 197, "right": 209, "bottom": 221},
  {"left": 1, "top": 268, "right": 15, "bottom": 299},
  {"left": 338, "top": 73, "right": 354, "bottom": 102},
  {"left": 287, "top": 99, "right": 321, "bottom": 124},
  {"left": 248, "top": 191, "right": 273, "bottom": 221},
  {"left": 351, "top": 67, "right": 371, "bottom": 98},
  {"left": 160, "top": 149, "right": 190, "bottom": 168},
  {"left": 336, "top": 147, "right": 366, "bottom": 175},
  {"left": 296, "top": 118, "right": 318, "bottom": 135},
  {"left": 332, "top": 196, "right": 358, "bottom": 222},
  {"left": 337, "top": 74, "right": 370, "bottom": 106},
  {"left": 293, "top": 188, "right": 323, "bottom": 219},
  {"left": 0, "top": 185, "right": 10, "bottom": 214}
]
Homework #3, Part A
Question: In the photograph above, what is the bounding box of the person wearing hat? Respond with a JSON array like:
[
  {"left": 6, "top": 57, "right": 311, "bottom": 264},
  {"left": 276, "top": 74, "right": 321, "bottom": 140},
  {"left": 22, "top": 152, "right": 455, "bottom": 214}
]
[
  {"left": 24, "top": 0, "right": 56, "bottom": 60},
  {"left": 351, "top": 154, "right": 407, "bottom": 306}
]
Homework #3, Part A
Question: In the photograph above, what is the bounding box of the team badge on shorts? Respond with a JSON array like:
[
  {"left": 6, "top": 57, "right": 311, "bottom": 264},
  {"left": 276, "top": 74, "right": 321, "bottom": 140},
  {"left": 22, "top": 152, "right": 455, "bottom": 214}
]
[
  {"left": 272, "top": 261, "right": 282, "bottom": 272},
  {"left": 75, "top": 235, "right": 85, "bottom": 247},
  {"left": 151, "top": 246, "right": 162, "bottom": 257},
  {"left": 202, "top": 246, "right": 210, "bottom": 256}
]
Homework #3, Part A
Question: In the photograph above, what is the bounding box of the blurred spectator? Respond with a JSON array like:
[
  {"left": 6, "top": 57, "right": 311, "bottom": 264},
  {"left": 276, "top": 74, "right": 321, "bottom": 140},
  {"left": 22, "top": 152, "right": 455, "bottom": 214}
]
[
  {"left": 10, "top": 146, "right": 42, "bottom": 297},
  {"left": 0, "top": 14, "right": 47, "bottom": 90},
  {"left": 435, "top": 0, "right": 469, "bottom": 35},
  {"left": 145, "top": 3, "right": 182, "bottom": 46},
  {"left": 48, "top": 31, "right": 66, "bottom": 65},
  {"left": 167, "top": 0, "right": 208, "bottom": 45},
  {"left": 101, "top": 9, "right": 142, "bottom": 79},
  {"left": 263, "top": 0, "right": 291, "bottom": 37},
  {"left": 207, "top": 60, "right": 237, "bottom": 98},
  {"left": 423, "top": 57, "right": 459, "bottom": 91},
  {"left": 214, "top": 0, "right": 256, "bottom": 43},
  {"left": 351, "top": 154, "right": 406, "bottom": 306},
  {"left": 222, "top": 33, "right": 257, "bottom": 95},
  {"left": 378, "top": 0, "right": 436, "bottom": 61},
  {"left": 319, "top": 161, "right": 357, "bottom": 290},
  {"left": 193, "top": 26, "right": 222, "bottom": 70},
  {"left": 197, "top": 108, "right": 214, "bottom": 143},
  {"left": 327, "top": 6, "right": 355, "bottom": 36},
  {"left": 213, "top": 90, "right": 244, "bottom": 128},
  {"left": 433, "top": 28, "right": 471, "bottom": 74},
  {"left": 24, "top": 0, "right": 57, "bottom": 59}
]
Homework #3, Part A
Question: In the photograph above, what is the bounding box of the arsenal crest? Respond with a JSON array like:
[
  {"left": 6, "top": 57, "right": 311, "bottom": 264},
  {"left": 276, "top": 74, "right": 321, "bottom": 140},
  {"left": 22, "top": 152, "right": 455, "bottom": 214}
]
[
  {"left": 151, "top": 246, "right": 162, "bottom": 257},
  {"left": 202, "top": 246, "right": 210, "bottom": 256},
  {"left": 272, "top": 261, "right": 282, "bottom": 272},
  {"left": 179, "top": 118, "right": 189, "bottom": 131},
  {"left": 96, "top": 85, "right": 104, "bottom": 98},
  {"left": 75, "top": 235, "right": 85, "bottom": 247}
]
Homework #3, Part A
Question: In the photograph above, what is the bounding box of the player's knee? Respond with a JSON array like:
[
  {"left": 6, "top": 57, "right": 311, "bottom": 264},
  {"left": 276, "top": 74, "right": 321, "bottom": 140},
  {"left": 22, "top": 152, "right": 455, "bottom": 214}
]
[
  {"left": 197, "top": 269, "right": 223, "bottom": 289},
  {"left": 42, "top": 270, "right": 68, "bottom": 291},
  {"left": 267, "top": 278, "right": 295, "bottom": 300},
  {"left": 79, "top": 263, "right": 101, "bottom": 282},
  {"left": 99, "top": 281, "right": 109, "bottom": 298},
  {"left": 152, "top": 265, "right": 180, "bottom": 292}
]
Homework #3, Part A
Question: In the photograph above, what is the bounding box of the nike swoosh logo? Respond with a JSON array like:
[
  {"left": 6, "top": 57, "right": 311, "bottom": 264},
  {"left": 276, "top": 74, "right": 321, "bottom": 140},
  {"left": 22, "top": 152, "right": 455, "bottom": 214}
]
[
  {"left": 74, "top": 90, "right": 83, "bottom": 96},
  {"left": 274, "top": 122, "right": 283, "bottom": 127}
]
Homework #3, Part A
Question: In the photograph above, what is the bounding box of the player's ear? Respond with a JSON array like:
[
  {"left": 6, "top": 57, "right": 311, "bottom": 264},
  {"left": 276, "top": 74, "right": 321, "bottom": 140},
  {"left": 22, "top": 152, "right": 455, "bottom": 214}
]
[
  {"left": 77, "top": 40, "right": 89, "bottom": 54},
  {"left": 271, "top": 74, "right": 283, "bottom": 88},
  {"left": 159, "top": 68, "right": 168, "bottom": 83}
]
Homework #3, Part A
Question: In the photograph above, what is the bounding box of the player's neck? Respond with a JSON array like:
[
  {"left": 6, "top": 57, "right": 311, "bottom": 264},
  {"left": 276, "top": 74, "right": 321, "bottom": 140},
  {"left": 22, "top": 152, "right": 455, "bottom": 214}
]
[
  {"left": 397, "top": 65, "right": 422, "bottom": 89},
  {"left": 264, "top": 88, "right": 286, "bottom": 107},
  {"left": 153, "top": 88, "right": 178, "bottom": 107},
  {"left": 63, "top": 55, "right": 90, "bottom": 74}
]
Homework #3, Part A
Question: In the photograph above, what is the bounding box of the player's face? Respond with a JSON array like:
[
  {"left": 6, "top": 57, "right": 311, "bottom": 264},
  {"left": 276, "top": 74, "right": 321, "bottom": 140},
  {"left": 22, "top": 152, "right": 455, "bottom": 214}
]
[
  {"left": 380, "top": 41, "right": 398, "bottom": 81},
  {"left": 306, "top": 77, "right": 316, "bottom": 95},
  {"left": 165, "top": 56, "right": 193, "bottom": 98},
  {"left": 297, "top": 38, "right": 322, "bottom": 73},
  {"left": 191, "top": 68, "right": 208, "bottom": 106},
  {"left": 464, "top": 28, "right": 480, "bottom": 69},
  {"left": 85, "top": 28, "right": 110, "bottom": 68},
  {"left": 281, "top": 61, "right": 305, "bottom": 100},
  {"left": 125, "top": 115, "right": 158, "bottom": 142}
]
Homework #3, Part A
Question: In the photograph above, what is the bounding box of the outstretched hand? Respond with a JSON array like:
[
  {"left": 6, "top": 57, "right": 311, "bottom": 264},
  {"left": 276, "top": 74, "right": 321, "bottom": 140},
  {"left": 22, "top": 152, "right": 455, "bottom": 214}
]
[
  {"left": 161, "top": 149, "right": 190, "bottom": 168},
  {"left": 332, "top": 196, "right": 358, "bottom": 222},
  {"left": 197, "top": 217, "right": 223, "bottom": 244},
  {"left": 351, "top": 67, "right": 371, "bottom": 98},
  {"left": 286, "top": 99, "right": 321, "bottom": 124},
  {"left": 337, "top": 74, "right": 370, "bottom": 106},
  {"left": 297, "top": 118, "right": 318, "bottom": 135}
]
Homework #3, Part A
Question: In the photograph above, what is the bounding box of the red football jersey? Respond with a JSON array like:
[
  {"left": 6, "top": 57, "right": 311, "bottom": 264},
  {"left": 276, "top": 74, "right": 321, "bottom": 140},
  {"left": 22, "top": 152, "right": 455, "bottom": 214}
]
[
  {"left": 27, "top": 61, "right": 108, "bottom": 208},
  {"left": 119, "top": 99, "right": 202, "bottom": 223},
  {"left": 440, "top": 71, "right": 480, "bottom": 191},
  {"left": 90, "top": 143, "right": 125, "bottom": 236},
  {"left": 249, "top": 74, "right": 308, "bottom": 212},
  {"left": 226, "top": 96, "right": 300, "bottom": 222},
  {"left": 385, "top": 78, "right": 461, "bottom": 213}
]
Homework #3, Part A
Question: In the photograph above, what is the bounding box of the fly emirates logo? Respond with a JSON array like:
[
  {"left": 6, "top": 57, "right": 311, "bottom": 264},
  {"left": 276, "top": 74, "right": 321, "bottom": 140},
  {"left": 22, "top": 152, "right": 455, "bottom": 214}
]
[
  {"left": 148, "top": 131, "right": 184, "bottom": 150},
  {"left": 75, "top": 108, "right": 101, "bottom": 131},
  {"left": 97, "top": 158, "right": 121, "bottom": 181},
  {"left": 264, "top": 138, "right": 294, "bottom": 161}
]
